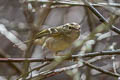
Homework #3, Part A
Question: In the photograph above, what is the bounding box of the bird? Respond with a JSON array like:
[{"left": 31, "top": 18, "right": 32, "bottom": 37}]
[{"left": 32, "top": 22, "right": 81, "bottom": 55}]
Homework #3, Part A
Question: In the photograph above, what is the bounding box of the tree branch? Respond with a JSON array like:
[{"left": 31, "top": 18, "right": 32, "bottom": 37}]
[
  {"left": 28, "top": 0, "right": 120, "bottom": 7},
  {"left": 83, "top": 61, "right": 120, "bottom": 77},
  {"left": 81, "top": 0, "right": 120, "bottom": 34},
  {"left": 0, "top": 49, "right": 22, "bottom": 74},
  {"left": 0, "top": 49, "right": 120, "bottom": 62},
  {"left": 21, "top": 0, "right": 53, "bottom": 79}
]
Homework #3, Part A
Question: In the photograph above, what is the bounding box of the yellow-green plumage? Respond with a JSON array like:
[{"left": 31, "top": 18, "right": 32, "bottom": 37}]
[{"left": 34, "top": 22, "right": 81, "bottom": 54}]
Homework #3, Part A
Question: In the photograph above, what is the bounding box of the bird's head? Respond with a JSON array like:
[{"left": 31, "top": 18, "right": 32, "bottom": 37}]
[{"left": 63, "top": 22, "right": 81, "bottom": 32}]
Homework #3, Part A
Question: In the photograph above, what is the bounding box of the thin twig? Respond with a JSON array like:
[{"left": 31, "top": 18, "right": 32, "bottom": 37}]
[
  {"left": 28, "top": 0, "right": 120, "bottom": 7},
  {"left": 22, "top": 1, "right": 36, "bottom": 79},
  {"left": 0, "top": 49, "right": 120, "bottom": 62},
  {"left": 0, "top": 49, "right": 22, "bottom": 74},
  {"left": 27, "top": 57, "right": 105, "bottom": 80},
  {"left": 22, "top": 0, "right": 53, "bottom": 79},
  {"left": 85, "top": 5, "right": 97, "bottom": 80},
  {"left": 81, "top": 49, "right": 120, "bottom": 58},
  {"left": 17, "top": 62, "right": 50, "bottom": 80},
  {"left": 81, "top": 0, "right": 120, "bottom": 35},
  {"left": 83, "top": 61, "right": 120, "bottom": 77}
]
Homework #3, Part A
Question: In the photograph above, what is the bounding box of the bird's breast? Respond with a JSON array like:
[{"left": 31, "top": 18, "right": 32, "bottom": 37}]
[{"left": 45, "top": 37, "right": 71, "bottom": 52}]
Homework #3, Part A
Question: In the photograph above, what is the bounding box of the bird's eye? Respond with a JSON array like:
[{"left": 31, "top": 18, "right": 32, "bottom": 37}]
[{"left": 69, "top": 27, "right": 73, "bottom": 29}]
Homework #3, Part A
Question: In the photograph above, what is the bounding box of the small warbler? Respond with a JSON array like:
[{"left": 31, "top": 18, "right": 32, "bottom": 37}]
[{"left": 33, "top": 22, "right": 81, "bottom": 55}]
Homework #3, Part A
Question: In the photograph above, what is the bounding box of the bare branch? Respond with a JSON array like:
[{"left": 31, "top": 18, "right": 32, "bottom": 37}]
[
  {"left": 17, "top": 62, "right": 50, "bottom": 80},
  {"left": 81, "top": 0, "right": 120, "bottom": 35},
  {"left": 0, "top": 49, "right": 119, "bottom": 62},
  {"left": 21, "top": 0, "right": 53, "bottom": 79},
  {"left": 83, "top": 61, "right": 120, "bottom": 77},
  {"left": 0, "top": 49, "right": 22, "bottom": 74},
  {"left": 28, "top": 0, "right": 120, "bottom": 7}
]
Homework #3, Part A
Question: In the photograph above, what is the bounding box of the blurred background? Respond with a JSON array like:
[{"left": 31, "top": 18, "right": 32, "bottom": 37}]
[{"left": 0, "top": 0, "right": 120, "bottom": 80}]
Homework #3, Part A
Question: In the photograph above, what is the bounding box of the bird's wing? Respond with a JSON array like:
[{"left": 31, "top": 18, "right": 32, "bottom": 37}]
[{"left": 35, "top": 26, "right": 70, "bottom": 39}]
